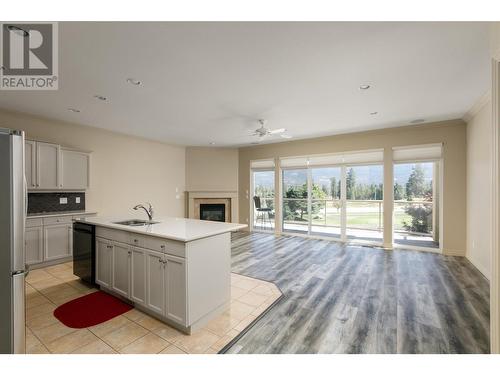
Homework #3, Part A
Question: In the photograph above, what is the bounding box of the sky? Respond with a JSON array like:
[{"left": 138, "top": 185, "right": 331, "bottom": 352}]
[{"left": 254, "top": 162, "right": 434, "bottom": 190}]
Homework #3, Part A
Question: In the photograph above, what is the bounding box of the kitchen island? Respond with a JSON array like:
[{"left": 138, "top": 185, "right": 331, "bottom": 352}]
[{"left": 77, "top": 216, "right": 247, "bottom": 334}]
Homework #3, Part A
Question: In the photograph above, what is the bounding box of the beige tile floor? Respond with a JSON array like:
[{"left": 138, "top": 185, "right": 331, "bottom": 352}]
[{"left": 25, "top": 262, "right": 282, "bottom": 354}]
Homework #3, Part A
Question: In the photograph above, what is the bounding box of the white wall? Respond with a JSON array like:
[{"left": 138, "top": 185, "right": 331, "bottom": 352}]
[
  {"left": 0, "top": 108, "right": 186, "bottom": 218},
  {"left": 466, "top": 99, "right": 492, "bottom": 279}
]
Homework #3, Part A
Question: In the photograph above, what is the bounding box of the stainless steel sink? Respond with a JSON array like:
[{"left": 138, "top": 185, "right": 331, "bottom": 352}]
[{"left": 113, "top": 219, "right": 159, "bottom": 226}]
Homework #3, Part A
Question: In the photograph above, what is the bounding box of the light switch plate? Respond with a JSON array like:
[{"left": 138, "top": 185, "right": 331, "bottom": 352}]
[
  {"left": 60, "top": 197, "right": 68, "bottom": 204},
  {"left": 76, "top": 197, "right": 81, "bottom": 203}
]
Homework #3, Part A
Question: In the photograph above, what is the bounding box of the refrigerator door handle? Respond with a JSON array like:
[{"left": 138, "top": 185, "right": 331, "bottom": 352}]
[{"left": 11, "top": 131, "right": 26, "bottom": 272}]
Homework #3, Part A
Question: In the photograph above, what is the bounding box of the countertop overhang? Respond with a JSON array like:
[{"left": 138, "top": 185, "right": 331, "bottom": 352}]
[
  {"left": 76, "top": 216, "right": 247, "bottom": 242},
  {"left": 27, "top": 210, "right": 98, "bottom": 219}
]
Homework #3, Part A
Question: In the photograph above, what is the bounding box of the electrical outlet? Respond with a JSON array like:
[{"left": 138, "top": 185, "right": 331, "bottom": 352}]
[
  {"left": 75, "top": 197, "right": 81, "bottom": 204},
  {"left": 60, "top": 197, "right": 68, "bottom": 204}
]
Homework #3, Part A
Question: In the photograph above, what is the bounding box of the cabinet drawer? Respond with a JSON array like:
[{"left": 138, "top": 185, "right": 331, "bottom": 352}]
[
  {"left": 43, "top": 216, "right": 73, "bottom": 225},
  {"left": 143, "top": 236, "right": 185, "bottom": 258},
  {"left": 96, "top": 227, "right": 129, "bottom": 244},
  {"left": 26, "top": 218, "right": 43, "bottom": 228}
]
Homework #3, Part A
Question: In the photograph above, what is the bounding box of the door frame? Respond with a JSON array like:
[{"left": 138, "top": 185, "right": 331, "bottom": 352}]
[
  {"left": 491, "top": 53, "right": 500, "bottom": 354},
  {"left": 391, "top": 159, "right": 444, "bottom": 253}
]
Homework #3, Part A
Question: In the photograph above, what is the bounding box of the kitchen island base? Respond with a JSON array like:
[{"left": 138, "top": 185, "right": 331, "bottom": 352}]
[{"left": 93, "top": 226, "right": 234, "bottom": 334}]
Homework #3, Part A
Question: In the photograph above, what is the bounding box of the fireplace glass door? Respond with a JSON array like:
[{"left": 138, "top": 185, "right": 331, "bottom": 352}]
[{"left": 200, "top": 204, "right": 225, "bottom": 222}]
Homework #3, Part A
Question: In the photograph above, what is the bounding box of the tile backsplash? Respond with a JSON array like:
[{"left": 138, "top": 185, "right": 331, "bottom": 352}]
[{"left": 28, "top": 192, "right": 86, "bottom": 214}]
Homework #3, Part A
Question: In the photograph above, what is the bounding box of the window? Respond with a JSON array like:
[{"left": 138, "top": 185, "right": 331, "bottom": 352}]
[{"left": 280, "top": 150, "right": 384, "bottom": 244}]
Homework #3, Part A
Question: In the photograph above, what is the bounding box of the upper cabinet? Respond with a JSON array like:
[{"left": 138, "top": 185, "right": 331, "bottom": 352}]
[
  {"left": 25, "top": 140, "right": 36, "bottom": 189},
  {"left": 37, "top": 142, "right": 60, "bottom": 189},
  {"left": 61, "top": 149, "right": 90, "bottom": 190},
  {"left": 26, "top": 140, "right": 91, "bottom": 191}
]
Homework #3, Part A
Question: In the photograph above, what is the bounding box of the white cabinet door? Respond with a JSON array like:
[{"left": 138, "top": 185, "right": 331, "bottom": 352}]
[
  {"left": 130, "top": 246, "right": 146, "bottom": 305},
  {"left": 111, "top": 242, "right": 130, "bottom": 298},
  {"left": 61, "top": 149, "right": 90, "bottom": 190},
  {"left": 25, "top": 226, "right": 43, "bottom": 265},
  {"left": 145, "top": 250, "right": 165, "bottom": 315},
  {"left": 25, "top": 140, "right": 36, "bottom": 189},
  {"left": 165, "top": 255, "right": 187, "bottom": 325},
  {"left": 96, "top": 238, "right": 112, "bottom": 288},
  {"left": 44, "top": 223, "right": 72, "bottom": 261},
  {"left": 37, "top": 142, "right": 60, "bottom": 189}
]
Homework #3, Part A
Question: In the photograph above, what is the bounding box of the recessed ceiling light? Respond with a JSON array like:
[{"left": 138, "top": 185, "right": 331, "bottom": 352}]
[
  {"left": 410, "top": 119, "right": 425, "bottom": 124},
  {"left": 126, "top": 78, "right": 142, "bottom": 86},
  {"left": 94, "top": 95, "right": 108, "bottom": 101},
  {"left": 359, "top": 84, "right": 371, "bottom": 90},
  {"left": 7, "top": 25, "right": 29, "bottom": 37},
  {"left": 68, "top": 108, "right": 80, "bottom": 113},
  {"left": 370, "top": 111, "right": 378, "bottom": 115}
]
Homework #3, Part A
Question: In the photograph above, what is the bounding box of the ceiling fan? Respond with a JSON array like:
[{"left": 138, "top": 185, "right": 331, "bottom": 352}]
[{"left": 251, "top": 119, "right": 292, "bottom": 142}]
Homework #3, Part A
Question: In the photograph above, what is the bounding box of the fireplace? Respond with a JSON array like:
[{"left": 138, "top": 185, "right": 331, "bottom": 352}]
[
  {"left": 188, "top": 192, "right": 236, "bottom": 223},
  {"left": 199, "top": 203, "right": 226, "bottom": 222}
]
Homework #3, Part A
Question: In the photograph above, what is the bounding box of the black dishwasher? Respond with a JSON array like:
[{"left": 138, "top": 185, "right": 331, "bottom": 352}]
[{"left": 73, "top": 222, "right": 96, "bottom": 285}]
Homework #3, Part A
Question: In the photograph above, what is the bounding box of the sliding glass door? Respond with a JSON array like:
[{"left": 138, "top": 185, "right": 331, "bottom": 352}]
[
  {"left": 345, "top": 165, "right": 384, "bottom": 243},
  {"left": 310, "top": 167, "right": 342, "bottom": 238},
  {"left": 251, "top": 169, "right": 275, "bottom": 231},
  {"left": 393, "top": 162, "right": 439, "bottom": 249},
  {"left": 282, "top": 169, "right": 309, "bottom": 233}
]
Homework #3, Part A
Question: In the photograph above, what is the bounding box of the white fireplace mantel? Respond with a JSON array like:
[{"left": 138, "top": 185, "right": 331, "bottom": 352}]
[{"left": 187, "top": 191, "right": 239, "bottom": 223}]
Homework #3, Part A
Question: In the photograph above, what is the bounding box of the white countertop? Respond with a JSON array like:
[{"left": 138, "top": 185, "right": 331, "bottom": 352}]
[
  {"left": 27, "top": 211, "right": 98, "bottom": 219},
  {"left": 78, "top": 216, "right": 247, "bottom": 242}
]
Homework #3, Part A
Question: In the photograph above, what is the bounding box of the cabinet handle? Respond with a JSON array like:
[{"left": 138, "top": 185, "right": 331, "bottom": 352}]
[
  {"left": 107, "top": 245, "right": 112, "bottom": 249},
  {"left": 134, "top": 239, "right": 138, "bottom": 243},
  {"left": 160, "top": 245, "right": 165, "bottom": 250},
  {"left": 128, "top": 251, "right": 131, "bottom": 255}
]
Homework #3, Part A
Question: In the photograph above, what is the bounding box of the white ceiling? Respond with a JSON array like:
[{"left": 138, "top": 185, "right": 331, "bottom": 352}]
[{"left": 0, "top": 22, "right": 491, "bottom": 146}]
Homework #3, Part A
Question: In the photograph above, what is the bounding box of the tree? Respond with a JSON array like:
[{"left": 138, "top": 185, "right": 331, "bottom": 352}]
[
  {"left": 346, "top": 168, "right": 356, "bottom": 199},
  {"left": 394, "top": 182, "right": 405, "bottom": 200},
  {"left": 403, "top": 203, "right": 432, "bottom": 233},
  {"left": 330, "top": 176, "right": 338, "bottom": 199},
  {"left": 406, "top": 165, "right": 426, "bottom": 200},
  {"left": 403, "top": 165, "right": 433, "bottom": 233},
  {"left": 283, "top": 183, "right": 308, "bottom": 221}
]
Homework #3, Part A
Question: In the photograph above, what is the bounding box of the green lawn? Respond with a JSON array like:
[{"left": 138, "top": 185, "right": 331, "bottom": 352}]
[{"left": 287, "top": 212, "right": 414, "bottom": 230}]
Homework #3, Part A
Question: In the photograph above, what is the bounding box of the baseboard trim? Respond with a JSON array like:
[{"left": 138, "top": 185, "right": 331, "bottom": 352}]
[
  {"left": 442, "top": 248, "right": 465, "bottom": 257},
  {"left": 465, "top": 255, "right": 491, "bottom": 280}
]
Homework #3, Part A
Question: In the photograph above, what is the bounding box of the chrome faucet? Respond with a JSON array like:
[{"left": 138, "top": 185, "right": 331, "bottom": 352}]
[{"left": 133, "top": 202, "right": 154, "bottom": 221}]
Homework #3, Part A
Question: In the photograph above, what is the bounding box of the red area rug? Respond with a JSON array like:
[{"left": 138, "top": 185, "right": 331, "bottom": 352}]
[{"left": 53, "top": 291, "right": 133, "bottom": 328}]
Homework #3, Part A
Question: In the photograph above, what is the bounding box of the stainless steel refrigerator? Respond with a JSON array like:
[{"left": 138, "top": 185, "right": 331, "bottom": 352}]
[{"left": 0, "top": 128, "right": 26, "bottom": 354}]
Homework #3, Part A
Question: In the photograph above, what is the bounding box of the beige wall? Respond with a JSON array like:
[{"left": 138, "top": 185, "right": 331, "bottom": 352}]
[
  {"left": 239, "top": 119, "right": 467, "bottom": 256},
  {"left": 186, "top": 147, "right": 239, "bottom": 192},
  {"left": 466, "top": 100, "right": 492, "bottom": 279},
  {"left": 0, "top": 108, "right": 186, "bottom": 217}
]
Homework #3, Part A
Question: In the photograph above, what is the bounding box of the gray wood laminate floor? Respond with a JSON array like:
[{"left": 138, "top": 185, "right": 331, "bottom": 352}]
[{"left": 226, "top": 232, "right": 490, "bottom": 354}]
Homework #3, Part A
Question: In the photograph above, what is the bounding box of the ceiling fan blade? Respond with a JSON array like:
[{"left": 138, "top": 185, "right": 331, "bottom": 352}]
[
  {"left": 280, "top": 134, "right": 292, "bottom": 139},
  {"left": 268, "top": 128, "right": 286, "bottom": 134}
]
